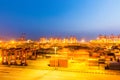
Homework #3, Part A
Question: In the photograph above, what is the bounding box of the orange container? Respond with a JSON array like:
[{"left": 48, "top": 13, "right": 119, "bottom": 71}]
[
  {"left": 58, "top": 59, "right": 68, "bottom": 67},
  {"left": 49, "top": 59, "right": 59, "bottom": 67}
]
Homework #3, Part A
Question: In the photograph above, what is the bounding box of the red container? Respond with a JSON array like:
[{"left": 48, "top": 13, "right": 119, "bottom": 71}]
[{"left": 58, "top": 59, "right": 68, "bottom": 67}]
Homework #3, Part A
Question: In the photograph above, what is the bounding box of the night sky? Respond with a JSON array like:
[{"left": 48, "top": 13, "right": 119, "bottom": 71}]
[{"left": 0, "top": 0, "right": 120, "bottom": 40}]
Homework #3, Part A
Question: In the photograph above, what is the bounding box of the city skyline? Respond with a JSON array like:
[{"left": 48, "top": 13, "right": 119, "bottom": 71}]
[{"left": 0, "top": 0, "right": 120, "bottom": 40}]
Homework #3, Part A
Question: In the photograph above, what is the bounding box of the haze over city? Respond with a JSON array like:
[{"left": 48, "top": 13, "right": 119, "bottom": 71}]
[{"left": 0, "top": 0, "right": 120, "bottom": 40}]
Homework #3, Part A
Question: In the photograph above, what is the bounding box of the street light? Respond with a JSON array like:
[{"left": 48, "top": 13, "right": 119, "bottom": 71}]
[
  {"left": 54, "top": 47, "right": 57, "bottom": 56},
  {"left": 53, "top": 47, "right": 57, "bottom": 69}
]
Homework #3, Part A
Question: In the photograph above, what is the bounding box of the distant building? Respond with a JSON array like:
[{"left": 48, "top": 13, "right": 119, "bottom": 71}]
[{"left": 90, "top": 34, "right": 120, "bottom": 43}]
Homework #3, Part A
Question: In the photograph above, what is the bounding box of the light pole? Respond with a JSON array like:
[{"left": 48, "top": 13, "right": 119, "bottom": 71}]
[{"left": 53, "top": 47, "right": 57, "bottom": 69}]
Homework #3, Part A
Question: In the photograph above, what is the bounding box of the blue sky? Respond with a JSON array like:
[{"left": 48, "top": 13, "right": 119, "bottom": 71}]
[{"left": 0, "top": 0, "right": 120, "bottom": 40}]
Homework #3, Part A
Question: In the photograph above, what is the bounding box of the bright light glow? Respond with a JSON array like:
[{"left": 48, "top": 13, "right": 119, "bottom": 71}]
[
  {"left": 10, "top": 40, "right": 16, "bottom": 44},
  {"left": 27, "top": 39, "right": 31, "bottom": 43},
  {"left": 80, "top": 39, "right": 85, "bottom": 43},
  {"left": 0, "top": 40, "right": 2, "bottom": 43}
]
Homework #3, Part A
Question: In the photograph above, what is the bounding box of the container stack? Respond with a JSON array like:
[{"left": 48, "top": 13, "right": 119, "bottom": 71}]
[{"left": 49, "top": 57, "right": 68, "bottom": 68}]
